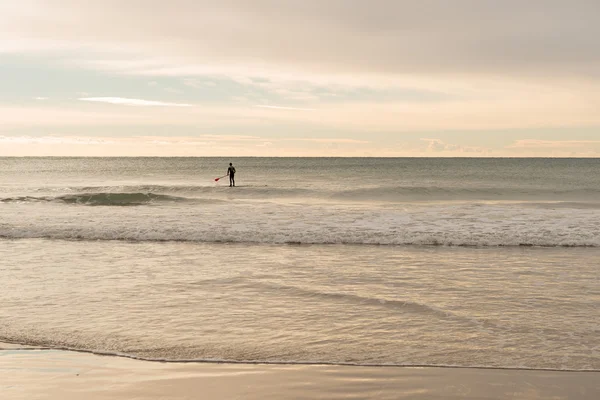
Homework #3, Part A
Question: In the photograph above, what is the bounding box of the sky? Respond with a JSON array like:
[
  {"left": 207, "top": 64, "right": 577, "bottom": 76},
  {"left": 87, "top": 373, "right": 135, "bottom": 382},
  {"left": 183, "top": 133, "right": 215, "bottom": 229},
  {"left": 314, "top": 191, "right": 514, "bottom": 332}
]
[{"left": 1, "top": 0, "right": 599, "bottom": 157}]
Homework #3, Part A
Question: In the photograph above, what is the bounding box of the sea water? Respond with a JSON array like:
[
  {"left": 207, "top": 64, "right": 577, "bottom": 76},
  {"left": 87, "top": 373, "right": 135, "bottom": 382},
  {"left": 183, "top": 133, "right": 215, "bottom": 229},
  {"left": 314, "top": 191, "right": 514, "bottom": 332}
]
[{"left": 0, "top": 157, "right": 598, "bottom": 370}]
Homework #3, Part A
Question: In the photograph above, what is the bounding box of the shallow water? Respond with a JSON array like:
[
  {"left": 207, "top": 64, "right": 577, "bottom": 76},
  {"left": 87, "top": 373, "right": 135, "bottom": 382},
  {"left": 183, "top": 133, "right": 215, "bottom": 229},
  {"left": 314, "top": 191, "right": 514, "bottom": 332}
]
[{"left": 1, "top": 240, "right": 598, "bottom": 369}]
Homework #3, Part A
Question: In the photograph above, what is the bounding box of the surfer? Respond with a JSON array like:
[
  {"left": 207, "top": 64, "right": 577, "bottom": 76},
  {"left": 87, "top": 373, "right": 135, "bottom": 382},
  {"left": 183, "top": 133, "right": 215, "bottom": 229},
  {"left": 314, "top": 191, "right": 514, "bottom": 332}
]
[{"left": 227, "top": 163, "right": 236, "bottom": 187}]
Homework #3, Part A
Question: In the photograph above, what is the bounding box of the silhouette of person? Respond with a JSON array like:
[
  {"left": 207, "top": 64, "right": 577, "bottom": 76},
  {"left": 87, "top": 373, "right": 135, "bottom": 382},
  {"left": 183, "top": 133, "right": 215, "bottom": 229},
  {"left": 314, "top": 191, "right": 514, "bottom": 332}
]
[{"left": 227, "top": 163, "right": 236, "bottom": 187}]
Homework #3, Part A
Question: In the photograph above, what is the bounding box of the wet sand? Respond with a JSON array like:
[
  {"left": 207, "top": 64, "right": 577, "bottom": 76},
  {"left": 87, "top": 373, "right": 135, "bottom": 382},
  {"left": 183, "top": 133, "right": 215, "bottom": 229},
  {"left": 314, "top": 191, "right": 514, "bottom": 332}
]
[{"left": 1, "top": 347, "right": 598, "bottom": 400}]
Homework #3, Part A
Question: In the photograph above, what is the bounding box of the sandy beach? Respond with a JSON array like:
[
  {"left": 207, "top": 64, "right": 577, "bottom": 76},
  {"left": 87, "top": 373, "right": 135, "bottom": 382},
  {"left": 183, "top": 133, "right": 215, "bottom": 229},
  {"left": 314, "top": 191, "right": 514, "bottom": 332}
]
[{"left": 1, "top": 345, "right": 598, "bottom": 400}]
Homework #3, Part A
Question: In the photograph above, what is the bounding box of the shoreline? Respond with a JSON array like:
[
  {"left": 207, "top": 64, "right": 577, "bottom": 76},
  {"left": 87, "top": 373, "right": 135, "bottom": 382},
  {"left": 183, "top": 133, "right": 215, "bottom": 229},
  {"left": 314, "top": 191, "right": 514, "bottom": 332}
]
[
  {"left": 2, "top": 347, "right": 598, "bottom": 400},
  {"left": 3, "top": 341, "right": 599, "bottom": 372}
]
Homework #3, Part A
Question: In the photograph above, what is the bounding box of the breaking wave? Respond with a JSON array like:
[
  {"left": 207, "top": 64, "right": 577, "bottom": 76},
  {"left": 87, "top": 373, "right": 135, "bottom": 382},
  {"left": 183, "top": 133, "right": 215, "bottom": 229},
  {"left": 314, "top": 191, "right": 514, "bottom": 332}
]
[
  {"left": 1, "top": 228, "right": 598, "bottom": 247},
  {"left": 5, "top": 185, "right": 600, "bottom": 203},
  {"left": 1, "top": 185, "right": 599, "bottom": 247},
  {"left": 0, "top": 192, "right": 190, "bottom": 206}
]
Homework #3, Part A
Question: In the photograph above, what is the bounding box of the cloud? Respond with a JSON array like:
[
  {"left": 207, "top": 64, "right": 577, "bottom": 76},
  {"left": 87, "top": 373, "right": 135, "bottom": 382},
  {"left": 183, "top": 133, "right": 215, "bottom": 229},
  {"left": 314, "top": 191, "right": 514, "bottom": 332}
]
[
  {"left": 4, "top": 1, "right": 599, "bottom": 127},
  {"left": 0, "top": 134, "right": 374, "bottom": 157},
  {"left": 2, "top": 1, "right": 600, "bottom": 157},
  {"left": 231, "top": 96, "right": 249, "bottom": 103},
  {"left": 183, "top": 78, "right": 217, "bottom": 88},
  {"left": 507, "top": 139, "right": 600, "bottom": 148},
  {"left": 0, "top": 135, "right": 115, "bottom": 145},
  {"left": 420, "top": 138, "right": 490, "bottom": 154},
  {"left": 422, "top": 138, "right": 451, "bottom": 152},
  {"left": 3, "top": 133, "right": 599, "bottom": 157},
  {"left": 163, "top": 87, "right": 184, "bottom": 94},
  {"left": 79, "top": 97, "right": 192, "bottom": 107},
  {"left": 284, "top": 138, "right": 370, "bottom": 144},
  {"left": 194, "top": 134, "right": 262, "bottom": 141},
  {"left": 256, "top": 141, "right": 273, "bottom": 147},
  {"left": 255, "top": 105, "right": 315, "bottom": 111},
  {"left": 3, "top": 1, "right": 600, "bottom": 81}
]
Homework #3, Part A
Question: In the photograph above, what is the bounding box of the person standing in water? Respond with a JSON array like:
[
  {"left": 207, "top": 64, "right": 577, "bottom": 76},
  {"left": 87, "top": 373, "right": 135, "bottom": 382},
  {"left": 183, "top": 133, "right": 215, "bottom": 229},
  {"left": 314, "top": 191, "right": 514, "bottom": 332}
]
[{"left": 227, "top": 163, "right": 236, "bottom": 187}]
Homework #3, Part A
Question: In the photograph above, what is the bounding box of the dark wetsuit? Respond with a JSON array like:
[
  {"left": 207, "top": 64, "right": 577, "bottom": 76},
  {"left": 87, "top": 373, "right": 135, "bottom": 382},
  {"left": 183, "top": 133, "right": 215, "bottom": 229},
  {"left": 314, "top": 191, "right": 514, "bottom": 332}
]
[{"left": 227, "top": 166, "right": 236, "bottom": 187}]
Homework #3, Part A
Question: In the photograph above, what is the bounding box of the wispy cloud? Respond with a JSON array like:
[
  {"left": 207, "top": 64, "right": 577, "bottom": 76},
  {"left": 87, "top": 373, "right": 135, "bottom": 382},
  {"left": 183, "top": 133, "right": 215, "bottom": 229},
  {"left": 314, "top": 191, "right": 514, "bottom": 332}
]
[
  {"left": 255, "top": 105, "right": 315, "bottom": 111},
  {"left": 163, "top": 87, "right": 183, "bottom": 94},
  {"left": 183, "top": 78, "right": 217, "bottom": 89},
  {"left": 193, "top": 134, "right": 262, "bottom": 141},
  {"left": 0, "top": 135, "right": 115, "bottom": 145},
  {"left": 420, "top": 138, "right": 491, "bottom": 154},
  {"left": 79, "top": 97, "right": 192, "bottom": 107},
  {"left": 0, "top": 134, "right": 382, "bottom": 157},
  {"left": 284, "top": 138, "right": 370, "bottom": 144},
  {"left": 507, "top": 140, "right": 600, "bottom": 148},
  {"left": 5, "top": 1, "right": 600, "bottom": 79}
]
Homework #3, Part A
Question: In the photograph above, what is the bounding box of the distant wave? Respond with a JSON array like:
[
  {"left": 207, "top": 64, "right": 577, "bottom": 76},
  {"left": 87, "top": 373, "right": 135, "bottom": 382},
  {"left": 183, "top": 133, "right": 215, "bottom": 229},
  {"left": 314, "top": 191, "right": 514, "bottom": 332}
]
[
  {"left": 31, "top": 185, "right": 314, "bottom": 198},
  {"left": 0, "top": 192, "right": 191, "bottom": 206},
  {"left": 6, "top": 184, "right": 600, "bottom": 203},
  {"left": 0, "top": 231, "right": 597, "bottom": 247},
  {"left": 332, "top": 186, "right": 600, "bottom": 202}
]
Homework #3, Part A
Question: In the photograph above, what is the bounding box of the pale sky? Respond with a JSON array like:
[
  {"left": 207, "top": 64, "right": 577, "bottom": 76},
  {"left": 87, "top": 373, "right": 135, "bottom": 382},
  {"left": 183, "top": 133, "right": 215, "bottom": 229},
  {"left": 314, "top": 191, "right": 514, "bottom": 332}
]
[{"left": 1, "top": 0, "right": 599, "bottom": 156}]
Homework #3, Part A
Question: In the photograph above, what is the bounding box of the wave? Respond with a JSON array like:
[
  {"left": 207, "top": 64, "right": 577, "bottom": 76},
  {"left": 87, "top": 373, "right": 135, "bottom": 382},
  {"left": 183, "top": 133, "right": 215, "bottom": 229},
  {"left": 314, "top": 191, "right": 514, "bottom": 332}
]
[
  {"left": 1, "top": 193, "right": 598, "bottom": 246},
  {"left": 1, "top": 340, "right": 597, "bottom": 372},
  {"left": 332, "top": 187, "right": 600, "bottom": 202},
  {"left": 28, "top": 185, "right": 314, "bottom": 198},
  {"left": 0, "top": 192, "right": 190, "bottom": 206},
  {"left": 8, "top": 184, "right": 600, "bottom": 203},
  {"left": 220, "top": 280, "right": 483, "bottom": 325},
  {"left": 0, "top": 232, "right": 597, "bottom": 247}
]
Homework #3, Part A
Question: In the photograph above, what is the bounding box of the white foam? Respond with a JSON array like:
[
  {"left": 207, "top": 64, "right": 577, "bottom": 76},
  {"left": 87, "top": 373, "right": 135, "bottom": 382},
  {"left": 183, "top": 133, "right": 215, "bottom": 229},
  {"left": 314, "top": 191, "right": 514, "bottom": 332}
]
[{"left": 1, "top": 201, "right": 599, "bottom": 247}]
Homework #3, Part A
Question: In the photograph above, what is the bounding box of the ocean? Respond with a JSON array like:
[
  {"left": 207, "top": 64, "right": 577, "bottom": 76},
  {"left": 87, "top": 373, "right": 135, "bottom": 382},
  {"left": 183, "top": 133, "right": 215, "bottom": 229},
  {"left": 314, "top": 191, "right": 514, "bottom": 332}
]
[{"left": 0, "top": 157, "right": 598, "bottom": 370}]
